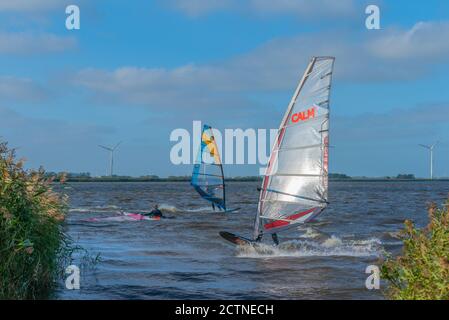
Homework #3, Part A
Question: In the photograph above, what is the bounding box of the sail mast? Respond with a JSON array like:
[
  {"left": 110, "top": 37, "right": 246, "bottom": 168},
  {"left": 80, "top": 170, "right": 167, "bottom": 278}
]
[{"left": 219, "top": 148, "right": 227, "bottom": 211}]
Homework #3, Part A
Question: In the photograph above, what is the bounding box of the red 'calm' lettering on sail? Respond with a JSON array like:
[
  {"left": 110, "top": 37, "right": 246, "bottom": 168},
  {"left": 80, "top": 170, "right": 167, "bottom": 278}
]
[{"left": 291, "top": 107, "right": 316, "bottom": 123}]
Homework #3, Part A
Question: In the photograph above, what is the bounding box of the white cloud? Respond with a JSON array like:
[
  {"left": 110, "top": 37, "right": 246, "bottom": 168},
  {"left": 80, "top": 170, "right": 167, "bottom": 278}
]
[
  {"left": 69, "top": 20, "right": 449, "bottom": 122},
  {"left": 73, "top": 65, "right": 249, "bottom": 109},
  {"left": 229, "top": 21, "right": 449, "bottom": 83},
  {"left": 0, "top": 32, "right": 76, "bottom": 54},
  {"left": 368, "top": 21, "right": 449, "bottom": 60}
]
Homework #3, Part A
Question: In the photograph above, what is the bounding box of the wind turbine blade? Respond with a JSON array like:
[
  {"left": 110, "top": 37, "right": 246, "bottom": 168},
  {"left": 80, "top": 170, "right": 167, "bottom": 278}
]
[
  {"left": 98, "top": 145, "right": 113, "bottom": 151},
  {"left": 419, "top": 144, "right": 430, "bottom": 149},
  {"left": 113, "top": 141, "right": 122, "bottom": 150}
]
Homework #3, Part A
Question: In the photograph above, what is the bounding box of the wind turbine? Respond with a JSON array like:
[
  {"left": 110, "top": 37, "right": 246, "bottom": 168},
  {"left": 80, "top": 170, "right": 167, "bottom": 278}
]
[
  {"left": 98, "top": 142, "right": 122, "bottom": 176},
  {"left": 419, "top": 142, "right": 438, "bottom": 180}
]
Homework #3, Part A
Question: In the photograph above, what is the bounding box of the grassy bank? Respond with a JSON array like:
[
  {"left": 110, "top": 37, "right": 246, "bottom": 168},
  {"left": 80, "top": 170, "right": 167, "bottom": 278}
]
[
  {"left": 0, "top": 141, "right": 71, "bottom": 299},
  {"left": 381, "top": 199, "right": 449, "bottom": 300}
]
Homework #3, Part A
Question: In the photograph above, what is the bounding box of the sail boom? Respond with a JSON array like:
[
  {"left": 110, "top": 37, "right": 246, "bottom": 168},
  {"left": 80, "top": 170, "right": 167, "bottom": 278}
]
[
  {"left": 260, "top": 188, "right": 327, "bottom": 204},
  {"left": 194, "top": 183, "right": 223, "bottom": 188}
]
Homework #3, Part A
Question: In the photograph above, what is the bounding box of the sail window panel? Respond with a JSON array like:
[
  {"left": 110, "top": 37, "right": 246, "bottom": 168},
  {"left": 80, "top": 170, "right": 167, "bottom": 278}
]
[
  {"left": 192, "top": 174, "right": 222, "bottom": 188},
  {"left": 270, "top": 147, "right": 323, "bottom": 176},
  {"left": 280, "top": 120, "right": 323, "bottom": 150},
  {"left": 263, "top": 175, "right": 325, "bottom": 204},
  {"left": 261, "top": 201, "right": 312, "bottom": 221},
  {"left": 192, "top": 162, "right": 222, "bottom": 181}
]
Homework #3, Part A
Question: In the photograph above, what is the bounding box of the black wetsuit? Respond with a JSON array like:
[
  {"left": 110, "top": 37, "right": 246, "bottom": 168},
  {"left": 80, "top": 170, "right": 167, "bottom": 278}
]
[
  {"left": 255, "top": 232, "right": 279, "bottom": 245},
  {"left": 271, "top": 233, "right": 279, "bottom": 246},
  {"left": 145, "top": 209, "right": 163, "bottom": 218}
]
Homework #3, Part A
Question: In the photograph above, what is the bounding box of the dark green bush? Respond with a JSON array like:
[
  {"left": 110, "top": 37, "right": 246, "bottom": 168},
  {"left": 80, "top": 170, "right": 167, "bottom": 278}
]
[{"left": 382, "top": 199, "right": 449, "bottom": 300}]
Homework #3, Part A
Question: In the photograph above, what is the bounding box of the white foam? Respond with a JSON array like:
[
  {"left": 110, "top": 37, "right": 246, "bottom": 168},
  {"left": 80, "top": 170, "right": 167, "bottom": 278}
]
[
  {"left": 159, "top": 204, "right": 179, "bottom": 213},
  {"left": 69, "top": 208, "right": 90, "bottom": 213},
  {"left": 150, "top": 204, "right": 214, "bottom": 213},
  {"left": 322, "top": 235, "right": 343, "bottom": 248},
  {"left": 70, "top": 205, "right": 121, "bottom": 213},
  {"left": 87, "top": 216, "right": 138, "bottom": 222},
  {"left": 300, "top": 227, "right": 323, "bottom": 239},
  {"left": 236, "top": 236, "right": 382, "bottom": 258}
]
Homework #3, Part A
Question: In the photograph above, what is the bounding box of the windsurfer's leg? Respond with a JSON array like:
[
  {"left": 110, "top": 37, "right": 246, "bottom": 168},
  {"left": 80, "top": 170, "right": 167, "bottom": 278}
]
[
  {"left": 255, "top": 232, "right": 263, "bottom": 242},
  {"left": 271, "top": 233, "right": 279, "bottom": 246}
]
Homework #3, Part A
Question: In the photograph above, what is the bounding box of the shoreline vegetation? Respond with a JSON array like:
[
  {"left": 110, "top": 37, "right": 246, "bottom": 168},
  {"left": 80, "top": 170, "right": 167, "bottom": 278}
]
[
  {"left": 381, "top": 200, "right": 449, "bottom": 300},
  {"left": 47, "top": 172, "right": 449, "bottom": 183},
  {"left": 0, "top": 142, "right": 73, "bottom": 299}
]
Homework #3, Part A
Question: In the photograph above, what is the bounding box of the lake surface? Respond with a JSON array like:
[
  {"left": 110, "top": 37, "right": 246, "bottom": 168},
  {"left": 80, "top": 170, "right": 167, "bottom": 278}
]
[{"left": 56, "top": 181, "right": 449, "bottom": 299}]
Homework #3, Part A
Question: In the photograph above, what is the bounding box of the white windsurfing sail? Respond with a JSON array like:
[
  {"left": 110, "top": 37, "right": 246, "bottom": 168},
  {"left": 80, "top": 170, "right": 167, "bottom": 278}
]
[{"left": 254, "top": 57, "right": 335, "bottom": 239}]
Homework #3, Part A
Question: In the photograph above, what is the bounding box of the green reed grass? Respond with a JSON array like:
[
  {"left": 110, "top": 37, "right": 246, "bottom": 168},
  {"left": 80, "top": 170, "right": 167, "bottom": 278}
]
[
  {"left": 381, "top": 199, "right": 449, "bottom": 300},
  {"left": 0, "top": 141, "right": 74, "bottom": 299}
]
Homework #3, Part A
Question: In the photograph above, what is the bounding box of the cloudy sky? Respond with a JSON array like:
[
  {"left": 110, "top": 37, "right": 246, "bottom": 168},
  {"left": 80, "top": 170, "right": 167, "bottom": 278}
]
[{"left": 0, "top": 0, "right": 448, "bottom": 177}]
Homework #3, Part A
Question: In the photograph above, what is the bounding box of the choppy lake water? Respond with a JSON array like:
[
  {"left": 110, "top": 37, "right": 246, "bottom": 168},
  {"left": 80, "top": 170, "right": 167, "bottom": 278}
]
[{"left": 55, "top": 181, "right": 449, "bottom": 299}]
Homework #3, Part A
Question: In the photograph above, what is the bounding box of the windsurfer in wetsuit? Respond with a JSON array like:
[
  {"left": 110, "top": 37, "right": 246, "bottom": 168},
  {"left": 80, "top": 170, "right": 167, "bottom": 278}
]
[
  {"left": 271, "top": 233, "right": 279, "bottom": 246},
  {"left": 145, "top": 204, "right": 163, "bottom": 218},
  {"left": 206, "top": 184, "right": 218, "bottom": 212},
  {"left": 255, "top": 231, "right": 279, "bottom": 246}
]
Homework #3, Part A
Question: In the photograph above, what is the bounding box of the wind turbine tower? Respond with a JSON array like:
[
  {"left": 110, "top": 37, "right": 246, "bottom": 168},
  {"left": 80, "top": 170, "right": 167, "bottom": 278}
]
[
  {"left": 419, "top": 142, "right": 438, "bottom": 180},
  {"left": 99, "top": 142, "right": 122, "bottom": 176}
]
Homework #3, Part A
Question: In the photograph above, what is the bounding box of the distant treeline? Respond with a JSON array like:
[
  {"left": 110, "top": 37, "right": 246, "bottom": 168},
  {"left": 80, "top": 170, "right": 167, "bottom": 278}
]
[
  {"left": 46, "top": 172, "right": 449, "bottom": 182},
  {"left": 45, "top": 172, "right": 260, "bottom": 182}
]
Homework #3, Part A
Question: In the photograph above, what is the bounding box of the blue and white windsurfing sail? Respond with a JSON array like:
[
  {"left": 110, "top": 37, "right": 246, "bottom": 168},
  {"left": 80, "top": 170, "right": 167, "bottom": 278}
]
[
  {"left": 254, "top": 57, "right": 335, "bottom": 238},
  {"left": 191, "top": 124, "right": 226, "bottom": 211}
]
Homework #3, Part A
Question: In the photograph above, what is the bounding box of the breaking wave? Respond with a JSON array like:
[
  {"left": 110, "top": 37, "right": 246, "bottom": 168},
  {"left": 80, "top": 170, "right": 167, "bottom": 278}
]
[
  {"left": 236, "top": 236, "right": 382, "bottom": 258},
  {"left": 69, "top": 207, "right": 90, "bottom": 213},
  {"left": 159, "top": 204, "right": 180, "bottom": 213}
]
